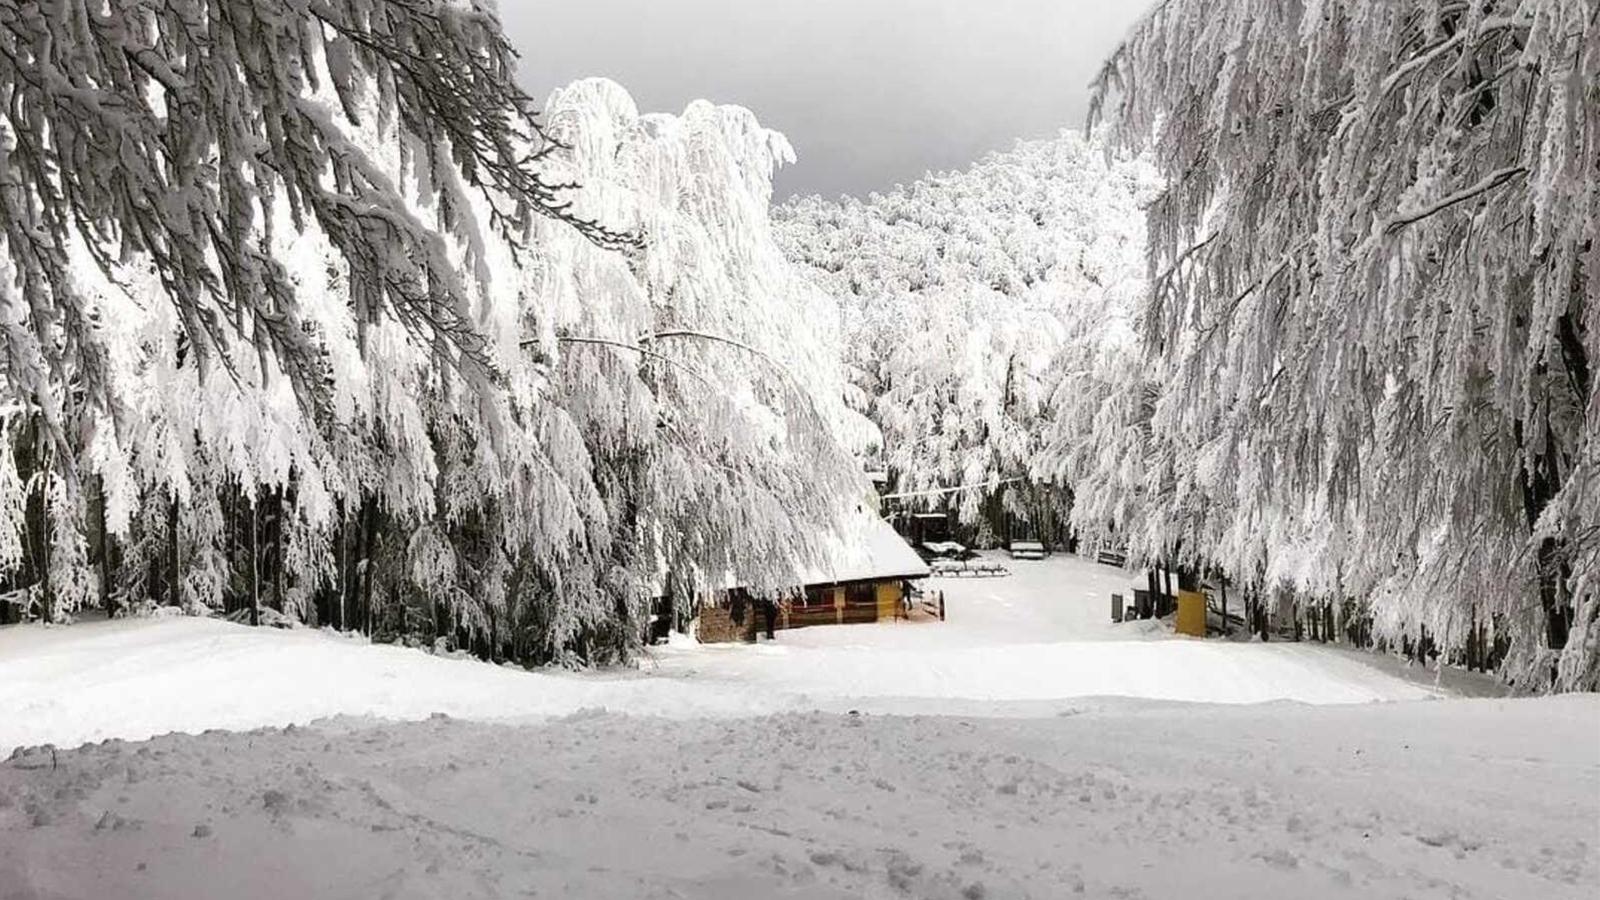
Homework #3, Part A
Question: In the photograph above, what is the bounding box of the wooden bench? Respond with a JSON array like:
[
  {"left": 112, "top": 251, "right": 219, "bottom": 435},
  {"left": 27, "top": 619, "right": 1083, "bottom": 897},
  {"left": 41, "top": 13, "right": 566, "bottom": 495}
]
[
  {"left": 1008, "top": 541, "right": 1046, "bottom": 560},
  {"left": 1095, "top": 548, "right": 1128, "bottom": 568}
]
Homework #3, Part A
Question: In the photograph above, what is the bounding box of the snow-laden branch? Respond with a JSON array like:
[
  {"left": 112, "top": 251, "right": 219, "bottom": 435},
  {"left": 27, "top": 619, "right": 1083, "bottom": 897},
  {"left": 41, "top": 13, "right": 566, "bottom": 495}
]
[
  {"left": 1383, "top": 166, "right": 1527, "bottom": 234},
  {"left": 548, "top": 335, "right": 717, "bottom": 388}
]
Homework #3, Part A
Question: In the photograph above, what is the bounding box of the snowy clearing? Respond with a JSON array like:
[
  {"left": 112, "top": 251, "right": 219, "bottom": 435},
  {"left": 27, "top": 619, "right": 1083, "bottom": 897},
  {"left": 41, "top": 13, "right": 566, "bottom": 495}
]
[
  {"left": 1, "top": 555, "right": 1447, "bottom": 752},
  {"left": 1, "top": 554, "right": 1594, "bottom": 900},
  {"left": 648, "top": 554, "right": 1446, "bottom": 712},
  {"left": 2, "top": 698, "right": 1595, "bottom": 900}
]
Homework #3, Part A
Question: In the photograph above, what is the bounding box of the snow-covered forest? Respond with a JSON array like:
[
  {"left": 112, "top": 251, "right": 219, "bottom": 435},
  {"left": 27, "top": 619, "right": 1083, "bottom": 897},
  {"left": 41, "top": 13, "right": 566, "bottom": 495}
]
[
  {"left": 776, "top": 133, "right": 1158, "bottom": 544},
  {"left": 0, "top": 2, "right": 861, "bottom": 664},
  {"left": 0, "top": 1, "right": 1596, "bottom": 687},
  {"left": 1, "top": 3, "right": 1597, "bottom": 898},
  {"left": 780, "top": 2, "right": 1599, "bottom": 691}
]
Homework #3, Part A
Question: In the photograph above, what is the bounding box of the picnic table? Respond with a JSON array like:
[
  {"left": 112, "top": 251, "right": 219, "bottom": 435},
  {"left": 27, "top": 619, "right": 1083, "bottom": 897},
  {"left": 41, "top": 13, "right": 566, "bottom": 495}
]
[{"left": 930, "top": 558, "right": 1010, "bottom": 578}]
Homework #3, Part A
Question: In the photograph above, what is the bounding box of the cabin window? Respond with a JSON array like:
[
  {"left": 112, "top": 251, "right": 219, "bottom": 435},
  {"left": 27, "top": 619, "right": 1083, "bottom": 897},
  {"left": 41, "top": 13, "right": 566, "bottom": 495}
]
[
  {"left": 802, "top": 585, "right": 832, "bottom": 608},
  {"left": 845, "top": 582, "right": 876, "bottom": 607}
]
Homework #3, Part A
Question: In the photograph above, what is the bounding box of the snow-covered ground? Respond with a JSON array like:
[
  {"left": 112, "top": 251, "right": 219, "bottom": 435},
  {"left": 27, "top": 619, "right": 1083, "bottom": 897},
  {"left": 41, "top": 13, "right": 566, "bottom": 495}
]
[
  {"left": 2, "top": 553, "right": 1595, "bottom": 899},
  {"left": 1, "top": 554, "right": 1443, "bottom": 751},
  {"left": 3, "top": 700, "right": 1595, "bottom": 899},
  {"left": 648, "top": 554, "right": 1444, "bottom": 712}
]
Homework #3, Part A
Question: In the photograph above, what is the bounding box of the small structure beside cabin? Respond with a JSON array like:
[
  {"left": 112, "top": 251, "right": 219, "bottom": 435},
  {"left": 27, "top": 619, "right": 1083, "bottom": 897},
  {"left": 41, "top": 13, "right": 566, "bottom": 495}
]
[
  {"left": 696, "top": 513, "right": 932, "bottom": 644},
  {"left": 895, "top": 510, "right": 955, "bottom": 548}
]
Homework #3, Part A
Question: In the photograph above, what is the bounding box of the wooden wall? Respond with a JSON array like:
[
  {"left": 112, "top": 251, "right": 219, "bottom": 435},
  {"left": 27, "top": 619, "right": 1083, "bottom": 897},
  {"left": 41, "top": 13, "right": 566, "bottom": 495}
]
[{"left": 696, "top": 579, "right": 915, "bottom": 643}]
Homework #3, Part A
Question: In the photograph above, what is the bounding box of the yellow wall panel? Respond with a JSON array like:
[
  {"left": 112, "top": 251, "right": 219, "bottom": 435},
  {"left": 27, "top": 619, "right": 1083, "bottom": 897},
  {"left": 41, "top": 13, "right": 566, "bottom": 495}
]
[
  {"left": 876, "top": 580, "right": 901, "bottom": 621},
  {"left": 1176, "top": 589, "right": 1207, "bottom": 637}
]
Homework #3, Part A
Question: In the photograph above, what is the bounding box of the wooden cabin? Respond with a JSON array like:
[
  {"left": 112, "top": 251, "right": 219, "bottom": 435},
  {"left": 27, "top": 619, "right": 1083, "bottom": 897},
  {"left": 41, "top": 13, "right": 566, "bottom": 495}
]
[{"left": 696, "top": 513, "right": 932, "bottom": 643}]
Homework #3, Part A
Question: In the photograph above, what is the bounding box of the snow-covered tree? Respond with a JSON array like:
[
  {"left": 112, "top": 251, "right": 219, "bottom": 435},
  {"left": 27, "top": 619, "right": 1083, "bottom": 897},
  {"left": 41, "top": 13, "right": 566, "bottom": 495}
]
[
  {"left": 777, "top": 133, "right": 1156, "bottom": 541},
  {"left": 0, "top": 0, "right": 614, "bottom": 622},
  {"left": 497, "top": 78, "right": 864, "bottom": 658},
  {"left": 1085, "top": 0, "right": 1598, "bottom": 688},
  {"left": 0, "top": 4, "right": 862, "bottom": 666}
]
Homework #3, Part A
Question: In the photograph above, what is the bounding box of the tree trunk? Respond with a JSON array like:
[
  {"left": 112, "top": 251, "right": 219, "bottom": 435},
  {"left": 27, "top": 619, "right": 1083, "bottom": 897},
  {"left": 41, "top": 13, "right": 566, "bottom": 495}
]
[
  {"left": 359, "top": 495, "right": 377, "bottom": 637},
  {"left": 167, "top": 493, "right": 180, "bottom": 610},
  {"left": 21, "top": 417, "right": 53, "bottom": 622},
  {"left": 249, "top": 496, "right": 260, "bottom": 627},
  {"left": 272, "top": 487, "right": 285, "bottom": 613},
  {"left": 1220, "top": 576, "right": 1228, "bottom": 636},
  {"left": 1176, "top": 566, "right": 1198, "bottom": 591}
]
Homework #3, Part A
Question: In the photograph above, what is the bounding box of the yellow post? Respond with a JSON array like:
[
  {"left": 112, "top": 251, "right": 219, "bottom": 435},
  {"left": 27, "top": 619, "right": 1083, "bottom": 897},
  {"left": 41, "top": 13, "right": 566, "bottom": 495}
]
[{"left": 1176, "top": 589, "right": 1207, "bottom": 637}]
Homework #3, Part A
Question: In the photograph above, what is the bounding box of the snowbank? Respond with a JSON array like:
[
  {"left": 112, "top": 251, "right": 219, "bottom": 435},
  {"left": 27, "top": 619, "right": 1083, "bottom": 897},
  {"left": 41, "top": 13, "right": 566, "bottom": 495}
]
[{"left": 0, "top": 617, "right": 771, "bottom": 753}]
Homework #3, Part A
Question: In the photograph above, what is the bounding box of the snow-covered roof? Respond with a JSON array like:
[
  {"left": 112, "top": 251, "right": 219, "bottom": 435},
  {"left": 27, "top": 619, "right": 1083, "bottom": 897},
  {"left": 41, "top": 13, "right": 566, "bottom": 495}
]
[{"left": 803, "top": 510, "right": 931, "bottom": 586}]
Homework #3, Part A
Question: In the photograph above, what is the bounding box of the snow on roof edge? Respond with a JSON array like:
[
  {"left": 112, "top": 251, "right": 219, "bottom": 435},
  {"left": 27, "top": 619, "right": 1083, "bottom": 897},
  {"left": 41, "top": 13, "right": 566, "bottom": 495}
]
[{"left": 802, "top": 510, "right": 931, "bottom": 586}]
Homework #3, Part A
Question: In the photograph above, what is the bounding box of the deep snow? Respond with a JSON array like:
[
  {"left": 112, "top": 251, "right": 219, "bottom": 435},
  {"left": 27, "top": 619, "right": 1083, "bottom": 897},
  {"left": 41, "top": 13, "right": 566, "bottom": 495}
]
[
  {"left": 2, "top": 699, "right": 1595, "bottom": 899},
  {"left": 1, "top": 553, "right": 1593, "bottom": 899}
]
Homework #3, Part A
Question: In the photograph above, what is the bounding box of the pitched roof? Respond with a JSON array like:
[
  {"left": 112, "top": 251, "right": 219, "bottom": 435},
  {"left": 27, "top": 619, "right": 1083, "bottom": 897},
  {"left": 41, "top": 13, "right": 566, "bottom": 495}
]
[{"left": 803, "top": 509, "right": 931, "bottom": 585}]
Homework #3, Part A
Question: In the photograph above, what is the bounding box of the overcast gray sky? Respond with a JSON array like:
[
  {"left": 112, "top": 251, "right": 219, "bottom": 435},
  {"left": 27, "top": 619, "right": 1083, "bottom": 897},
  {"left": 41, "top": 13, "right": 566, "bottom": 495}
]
[{"left": 500, "top": 1, "right": 1148, "bottom": 200}]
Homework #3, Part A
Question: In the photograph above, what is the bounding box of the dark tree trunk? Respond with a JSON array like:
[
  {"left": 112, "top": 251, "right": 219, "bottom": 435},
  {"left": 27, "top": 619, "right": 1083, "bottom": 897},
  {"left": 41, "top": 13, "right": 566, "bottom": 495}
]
[
  {"left": 272, "top": 487, "right": 285, "bottom": 613},
  {"left": 1220, "top": 576, "right": 1229, "bottom": 636},
  {"left": 1176, "top": 567, "right": 1198, "bottom": 591},
  {"left": 339, "top": 507, "right": 354, "bottom": 632},
  {"left": 95, "top": 476, "right": 111, "bottom": 616},
  {"left": 21, "top": 417, "right": 53, "bottom": 622},
  {"left": 1467, "top": 606, "right": 1480, "bottom": 672},
  {"left": 359, "top": 495, "right": 377, "bottom": 637},
  {"left": 167, "top": 493, "right": 180, "bottom": 609},
  {"left": 249, "top": 496, "right": 260, "bottom": 627}
]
